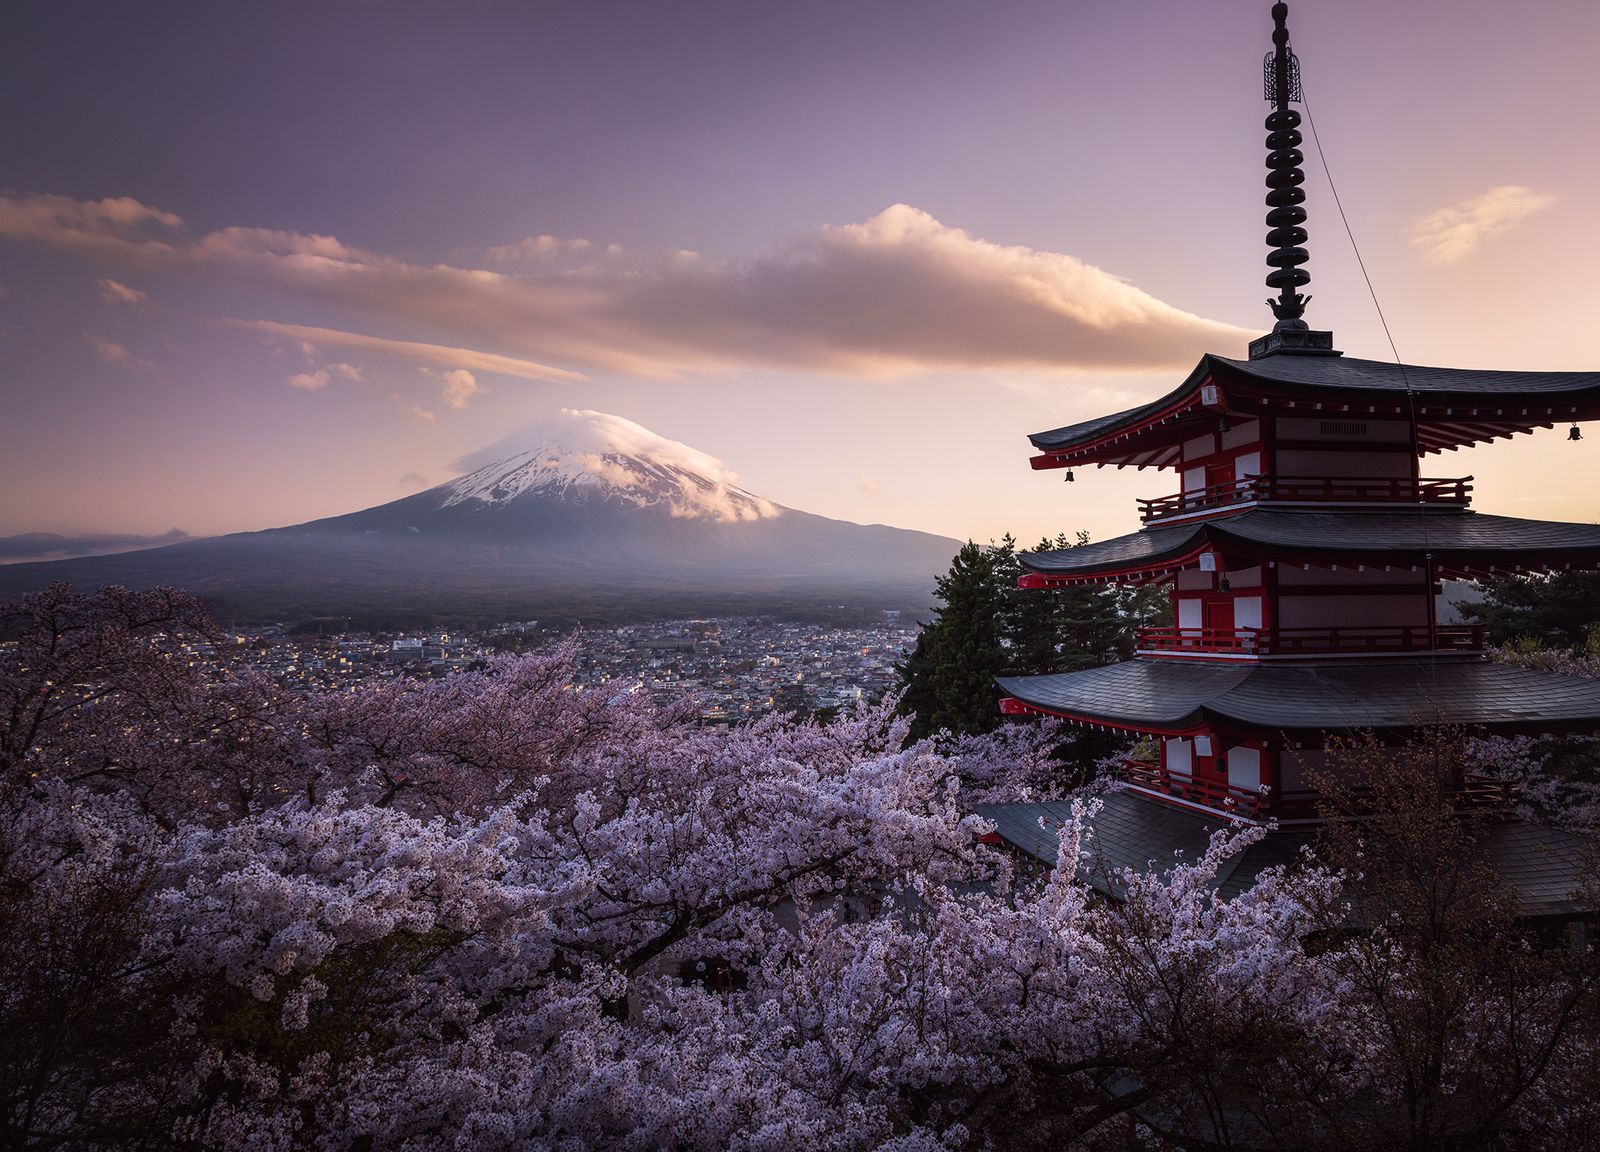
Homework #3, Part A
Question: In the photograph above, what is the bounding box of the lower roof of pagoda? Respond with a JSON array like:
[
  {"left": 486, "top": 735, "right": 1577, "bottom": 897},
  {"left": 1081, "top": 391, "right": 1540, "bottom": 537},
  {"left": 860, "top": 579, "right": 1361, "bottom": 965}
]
[
  {"left": 1018, "top": 507, "right": 1600, "bottom": 584},
  {"left": 1027, "top": 352, "right": 1600, "bottom": 467},
  {"left": 997, "top": 657, "right": 1600, "bottom": 736},
  {"left": 973, "top": 790, "right": 1591, "bottom": 917}
]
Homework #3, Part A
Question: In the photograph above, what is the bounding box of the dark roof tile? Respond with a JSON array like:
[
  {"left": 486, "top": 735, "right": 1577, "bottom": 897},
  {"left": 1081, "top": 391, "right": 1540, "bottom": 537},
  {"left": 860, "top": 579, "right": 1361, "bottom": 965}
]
[{"left": 1000, "top": 659, "right": 1600, "bottom": 733}]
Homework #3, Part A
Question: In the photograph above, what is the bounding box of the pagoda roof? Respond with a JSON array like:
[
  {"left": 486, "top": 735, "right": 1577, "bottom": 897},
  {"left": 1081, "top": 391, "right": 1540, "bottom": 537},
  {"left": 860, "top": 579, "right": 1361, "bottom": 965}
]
[
  {"left": 1029, "top": 352, "right": 1600, "bottom": 466},
  {"left": 974, "top": 790, "right": 1592, "bottom": 917},
  {"left": 996, "top": 658, "right": 1600, "bottom": 736},
  {"left": 1017, "top": 507, "right": 1600, "bottom": 584},
  {"left": 973, "top": 790, "right": 1301, "bottom": 900}
]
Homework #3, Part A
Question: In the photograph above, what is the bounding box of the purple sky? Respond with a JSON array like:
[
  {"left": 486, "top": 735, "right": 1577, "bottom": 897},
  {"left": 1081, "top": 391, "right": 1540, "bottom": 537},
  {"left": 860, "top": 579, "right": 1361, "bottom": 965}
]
[{"left": 5, "top": 0, "right": 1599, "bottom": 548}]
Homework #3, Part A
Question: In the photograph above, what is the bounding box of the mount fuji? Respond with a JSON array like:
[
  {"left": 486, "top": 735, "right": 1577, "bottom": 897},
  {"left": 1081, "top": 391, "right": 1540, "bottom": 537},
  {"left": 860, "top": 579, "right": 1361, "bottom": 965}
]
[{"left": 0, "top": 411, "right": 960, "bottom": 624}]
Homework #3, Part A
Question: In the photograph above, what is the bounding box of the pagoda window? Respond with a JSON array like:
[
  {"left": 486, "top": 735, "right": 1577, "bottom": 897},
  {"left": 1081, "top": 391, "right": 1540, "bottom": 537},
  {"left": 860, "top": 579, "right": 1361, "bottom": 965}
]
[
  {"left": 1220, "top": 419, "right": 1262, "bottom": 451},
  {"left": 1226, "top": 746, "right": 1263, "bottom": 793},
  {"left": 1279, "top": 748, "right": 1323, "bottom": 798}
]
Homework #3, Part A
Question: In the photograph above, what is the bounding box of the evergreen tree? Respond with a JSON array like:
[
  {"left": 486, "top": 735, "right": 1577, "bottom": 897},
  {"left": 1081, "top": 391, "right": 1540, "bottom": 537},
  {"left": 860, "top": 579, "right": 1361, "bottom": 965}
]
[
  {"left": 897, "top": 531, "right": 1174, "bottom": 742},
  {"left": 998, "top": 535, "right": 1063, "bottom": 676},
  {"left": 1463, "top": 572, "right": 1600, "bottom": 648},
  {"left": 896, "top": 541, "right": 1008, "bottom": 740}
]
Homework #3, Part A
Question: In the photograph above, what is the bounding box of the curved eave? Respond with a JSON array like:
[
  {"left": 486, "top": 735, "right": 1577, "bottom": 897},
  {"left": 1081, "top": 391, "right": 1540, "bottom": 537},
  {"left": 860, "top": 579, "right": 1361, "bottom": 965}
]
[
  {"left": 1000, "top": 660, "right": 1600, "bottom": 737},
  {"left": 1016, "top": 510, "right": 1600, "bottom": 586},
  {"left": 1027, "top": 354, "right": 1600, "bottom": 469}
]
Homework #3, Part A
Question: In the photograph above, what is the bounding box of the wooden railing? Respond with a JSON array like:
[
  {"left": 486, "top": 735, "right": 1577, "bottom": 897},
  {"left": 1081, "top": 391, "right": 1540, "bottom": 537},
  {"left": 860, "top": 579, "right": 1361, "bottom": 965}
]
[
  {"left": 1138, "top": 475, "right": 1473, "bottom": 521},
  {"left": 1134, "top": 624, "right": 1485, "bottom": 656},
  {"left": 1118, "top": 758, "right": 1266, "bottom": 819},
  {"left": 1118, "top": 761, "right": 1517, "bottom": 822}
]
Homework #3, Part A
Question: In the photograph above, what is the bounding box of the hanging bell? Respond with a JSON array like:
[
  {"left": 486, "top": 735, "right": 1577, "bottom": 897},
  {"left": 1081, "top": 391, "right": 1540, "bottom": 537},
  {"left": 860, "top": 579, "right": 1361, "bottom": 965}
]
[
  {"left": 1570, "top": 424, "right": 1583, "bottom": 441},
  {"left": 1064, "top": 469, "right": 1076, "bottom": 482},
  {"left": 1218, "top": 575, "right": 1232, "bottom": 592}
]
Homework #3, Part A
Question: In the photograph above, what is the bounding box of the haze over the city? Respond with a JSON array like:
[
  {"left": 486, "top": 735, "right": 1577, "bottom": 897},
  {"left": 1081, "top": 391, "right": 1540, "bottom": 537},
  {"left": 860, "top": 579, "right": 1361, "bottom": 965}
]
[{"left": 6, "top": 0, "right": 1599, "bottom": 549}]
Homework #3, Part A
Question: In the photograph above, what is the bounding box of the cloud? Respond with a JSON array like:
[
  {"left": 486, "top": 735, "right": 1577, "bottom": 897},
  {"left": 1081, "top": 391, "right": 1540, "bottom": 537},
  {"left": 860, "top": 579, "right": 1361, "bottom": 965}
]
[
  {"left": 485, "top": 234, "right": 592, "bottom": 264},
  {"left": 456, "top": 408, "right": 780, "bottom": 523},
  {"left": 398, "top": 471, "right": 431, "bottom": 488},
  {"left": 287, "top": 362, "right": 361, "bottom": 391},
  {"left": 1409, "top": 186, "right": 1557, "bottom": 265},
  {"left": 96, "top": 278, "right": 147, "bottom": 305},
  {"left": 83, "top": 332, "right": 145, "bottom": 368},
  {"left": 391, "top": 394, "right": 436, "bottom": 425},
  {"left": 859, "top": 476, "right": 879, "bottom": 494},
  {"left": 236, "top": 320, "right": 587, "bottom": 384},
  {"left": 422, "top": 366, "right": 484, "bottom": 409},
  {"left": 6, "top": 192, "right": 1252, "bottom": 380},
  {"left": 0, "top": 194, "right": 184, "bottom": 255}
]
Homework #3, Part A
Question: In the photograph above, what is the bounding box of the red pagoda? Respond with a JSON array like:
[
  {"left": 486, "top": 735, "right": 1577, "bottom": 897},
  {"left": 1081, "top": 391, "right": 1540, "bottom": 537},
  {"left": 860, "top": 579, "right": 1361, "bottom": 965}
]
[{"left": 978, "top": 3, "right": 1600, "bottom": 915}]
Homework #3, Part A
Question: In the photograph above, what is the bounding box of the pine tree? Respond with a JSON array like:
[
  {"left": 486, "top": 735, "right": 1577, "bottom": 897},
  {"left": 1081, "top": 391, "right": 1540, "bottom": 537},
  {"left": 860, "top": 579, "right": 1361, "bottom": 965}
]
[
  {"left": 1463, "top": 571, "right": 1600, "bottom": 648},
  {"left": 897, "top": 532, "right": 1172, "bottom": 741},
  {"left": 1000, "top": 534, "right": 1065, "bottom": 675},
  {"left": 896, "top": 541, "right": 1008, "bottom": 740}
]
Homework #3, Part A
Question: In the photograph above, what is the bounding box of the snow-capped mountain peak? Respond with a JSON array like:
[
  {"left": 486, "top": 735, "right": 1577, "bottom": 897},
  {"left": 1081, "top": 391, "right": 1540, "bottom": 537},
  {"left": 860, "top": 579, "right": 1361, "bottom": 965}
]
[{"left": 439, "top": 411, "right": 782, "bottom": 523}]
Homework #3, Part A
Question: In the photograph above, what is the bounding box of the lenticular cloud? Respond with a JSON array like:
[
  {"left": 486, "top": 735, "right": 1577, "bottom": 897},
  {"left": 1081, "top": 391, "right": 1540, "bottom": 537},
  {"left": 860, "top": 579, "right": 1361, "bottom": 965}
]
[{"left": 0, "top": 191, "right": 1251, "bottom": 381}]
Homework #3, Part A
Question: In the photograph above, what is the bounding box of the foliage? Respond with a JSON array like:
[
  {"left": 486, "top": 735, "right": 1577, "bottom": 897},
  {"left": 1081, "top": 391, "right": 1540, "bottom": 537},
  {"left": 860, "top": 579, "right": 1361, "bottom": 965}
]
[
  {"left": 1463, "top": 570, "right": 1600, "bottom": 648},
  {"left": 895, "top": 534, "right": 1168, "bottom": 744},
  {"left": 1303, "top": 729, "right": 1600, "bottom": 1150}
]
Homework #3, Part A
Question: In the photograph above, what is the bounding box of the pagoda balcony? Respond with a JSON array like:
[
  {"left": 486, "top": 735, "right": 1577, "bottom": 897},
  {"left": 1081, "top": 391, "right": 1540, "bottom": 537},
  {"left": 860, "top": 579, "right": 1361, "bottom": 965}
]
[
  {"left": 1117, "top": 758, "right": 1267, "bottom": 820},
  {"left": 1134, "top": 624, "right": 1486, "bottom": 658},
  {"left": 1137, "top": 475, "right": 1473, "bottom": 523},
  {"left": 1116, "top": 758, "right": 1517, "bottom": 823}
]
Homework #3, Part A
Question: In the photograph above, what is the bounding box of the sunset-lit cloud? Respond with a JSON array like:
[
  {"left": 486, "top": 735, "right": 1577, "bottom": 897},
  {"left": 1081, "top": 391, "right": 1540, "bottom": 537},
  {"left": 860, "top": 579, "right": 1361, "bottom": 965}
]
[
  {"left": 96, "top": 278, "right": 147, "bottom": 305},
  {"left": 236, "top": 320, "right": 588, "bottom": 384},
  {"left": 391, "top": 395, "right": 436, "bottom": 425},
  {"left": 7, "top": 192, "right": 1248, "bottom": 381},
  {"left": 1409, "top": 186, "right": 1557, "bottom": 265},
  {"left": 485, "top": 234, "right": 592, "bottom": 263},
  {"left": 424, "top": 367, "right": 484, "bottom": 409},
  {"left": 288, "top": 362, "right": 362, "bottom": 391},
  {"left": 82, "top": 332, "right": 145, "bottom": 368},
  {"left": 0, "top": 194, "right": 184, "bottom": 255}
]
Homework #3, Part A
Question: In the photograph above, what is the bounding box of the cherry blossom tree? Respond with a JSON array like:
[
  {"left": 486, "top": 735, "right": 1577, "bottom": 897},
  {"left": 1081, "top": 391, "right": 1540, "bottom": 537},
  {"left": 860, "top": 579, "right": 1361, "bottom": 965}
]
[{"left": 5, "top": 585, "right": 1600, "bottom": 1151}]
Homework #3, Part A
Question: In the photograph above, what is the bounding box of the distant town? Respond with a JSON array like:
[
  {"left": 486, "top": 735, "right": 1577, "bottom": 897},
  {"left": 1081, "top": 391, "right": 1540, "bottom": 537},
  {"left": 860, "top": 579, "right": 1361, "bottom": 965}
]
[{"left": 210, "top": 614, "right": 918, "bottom": 720}]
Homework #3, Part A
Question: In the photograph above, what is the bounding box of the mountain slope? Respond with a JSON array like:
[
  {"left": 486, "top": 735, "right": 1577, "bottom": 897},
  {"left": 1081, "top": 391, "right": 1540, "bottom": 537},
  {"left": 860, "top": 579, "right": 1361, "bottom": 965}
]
[{"left": 0, "top": 414, "right": 960, "bottom": 623}]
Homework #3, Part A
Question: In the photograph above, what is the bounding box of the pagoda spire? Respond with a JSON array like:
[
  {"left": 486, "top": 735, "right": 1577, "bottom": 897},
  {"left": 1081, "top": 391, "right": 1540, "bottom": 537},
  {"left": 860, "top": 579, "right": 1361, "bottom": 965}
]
[
  {"left": 1249, "top": 2, "right": 1336, "bottom": 359},
  {"left": 1264, "top": 2, "right": 1310, "bottom": 328}
]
